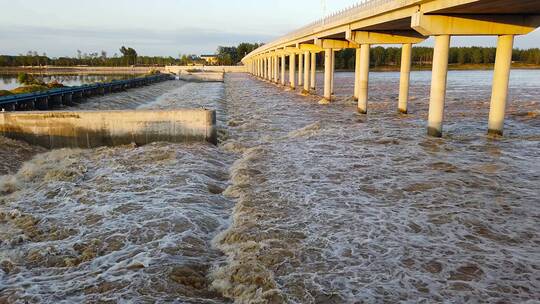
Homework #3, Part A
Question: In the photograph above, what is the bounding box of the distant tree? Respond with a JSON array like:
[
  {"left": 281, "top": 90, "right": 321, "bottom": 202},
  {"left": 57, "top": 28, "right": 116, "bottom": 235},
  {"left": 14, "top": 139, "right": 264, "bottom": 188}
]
[{"left": 120, "top": 46, "right": 138, "bottom": 65}]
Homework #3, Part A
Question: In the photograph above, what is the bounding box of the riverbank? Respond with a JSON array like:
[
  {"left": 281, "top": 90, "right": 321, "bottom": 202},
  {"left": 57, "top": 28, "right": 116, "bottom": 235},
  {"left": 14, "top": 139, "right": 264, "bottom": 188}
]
[
  {"left": 2, "top": 62, "right": 538, "bottom": 75},
  {"left": 0, "top": 66, "right": 165, "bottom": 74},
  {"left": 356, "top": 62, "right": 540, "bottom": 72}
]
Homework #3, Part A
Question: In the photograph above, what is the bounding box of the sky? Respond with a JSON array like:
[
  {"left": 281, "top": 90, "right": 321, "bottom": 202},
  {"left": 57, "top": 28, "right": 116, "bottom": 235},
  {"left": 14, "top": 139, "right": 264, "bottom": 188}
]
[{"left": 0, "top": 0, "right": 539, "bottom": 58}]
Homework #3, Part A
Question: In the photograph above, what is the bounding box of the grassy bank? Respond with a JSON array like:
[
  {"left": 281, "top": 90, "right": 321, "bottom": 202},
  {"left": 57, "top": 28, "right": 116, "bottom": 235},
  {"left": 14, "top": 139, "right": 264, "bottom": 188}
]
[
  {"left": 0, "top": 85, "right": 58, "bottom": 97},
  {"left": 0, "top": 66, "right": 164, "bottom": 75}
]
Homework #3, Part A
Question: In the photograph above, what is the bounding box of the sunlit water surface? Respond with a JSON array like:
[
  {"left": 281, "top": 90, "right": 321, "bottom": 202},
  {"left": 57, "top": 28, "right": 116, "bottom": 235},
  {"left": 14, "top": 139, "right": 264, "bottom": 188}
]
[
  {"left": 0, "top": 74, "right": 141, "bottom": 91},
  {"left": 0, "top": 70, "right": 539, "bottom": 303}
]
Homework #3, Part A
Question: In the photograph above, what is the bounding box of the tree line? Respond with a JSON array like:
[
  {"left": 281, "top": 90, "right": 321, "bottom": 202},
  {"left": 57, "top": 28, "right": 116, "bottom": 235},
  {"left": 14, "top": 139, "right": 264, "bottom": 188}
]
[
  {"left": 216, "top": 43, "right": 264, "bottom": 65},
  {"left": 0, "top": 46, "right": 210, "bottom": 67},
  {"left": 1, "top": 44, "right": 539, "bottom": 68},
  {"left": 332, "top": 47, "right": 540, "bottom": 70}
]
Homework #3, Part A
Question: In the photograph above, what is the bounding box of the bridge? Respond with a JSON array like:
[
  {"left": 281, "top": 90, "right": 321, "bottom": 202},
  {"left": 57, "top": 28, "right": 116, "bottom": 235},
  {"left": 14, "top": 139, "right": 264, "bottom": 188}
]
[{"left": 241, "top": 0, "right": 540, "bottom": 137}]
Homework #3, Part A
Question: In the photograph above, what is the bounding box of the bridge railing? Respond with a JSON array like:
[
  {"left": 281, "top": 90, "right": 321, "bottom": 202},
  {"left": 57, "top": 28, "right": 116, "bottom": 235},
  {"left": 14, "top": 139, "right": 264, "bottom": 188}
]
[{"left": 244, "top": 0, "right": 395, "bottom": 60}]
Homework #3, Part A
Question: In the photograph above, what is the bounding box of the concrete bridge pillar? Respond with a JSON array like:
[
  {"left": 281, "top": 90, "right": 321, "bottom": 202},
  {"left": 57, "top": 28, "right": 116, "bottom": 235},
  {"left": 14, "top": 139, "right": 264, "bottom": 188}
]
[
  {"left": 267, "top": 57, "right": 271, "bottom": 80},
  {"left": 331, "top": 50, "right": 336, "bottom": 95},
  {"left": 398, "top": 43, "right": 412, "bottom": 114},
  {"left": 298, "top": 53, "right": 304, "bottom": 87},
  {"left": 281, "top": 55, "right": 286, "bottom": 86},
  {"left": 488, "top": 34, "right": 514, "bottom": 136},
  {"left": 289, "top": 54, "right": 296, "bottom": 89},
  {"left": 276, "top": 55, "right": 280, "bottom": 83},
  {"left": 303, "top": 51, "right": 310, "bottom": 94},
  {"left": 357, "top": 44, "right": 370, "bottom": 114},
  {"left": 274, "top": 56, "right": 278, "bottom": 82},
  {"left": 270, "top": 57, "right": 274, "bottom": 81},
  {"left": 310, "top": 52, "right": 317, "bottom": 92},
  {"left": 427, "top": 35, "right": 451, "bottom": 137},
  {"left": 322, "top": 48, "right": 333, "bottom": 102},
  {"left": 262, "top": 58, "right": 266, "bottom": 79},
  {"left": 354, "top": 48, "right": 361, "bottom": 101},
  {"left": 270, "top": 56, "right": 274, "bottom": 81}
]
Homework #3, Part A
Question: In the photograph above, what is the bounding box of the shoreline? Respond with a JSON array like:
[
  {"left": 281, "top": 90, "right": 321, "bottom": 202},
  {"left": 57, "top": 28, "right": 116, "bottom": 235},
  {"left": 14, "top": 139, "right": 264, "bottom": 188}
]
[
  {"left": 1, "top": 63, "right": 539, "bottom": 75},
  {"left": 0, "top": 66, "right": 166, "bottom": 74}
]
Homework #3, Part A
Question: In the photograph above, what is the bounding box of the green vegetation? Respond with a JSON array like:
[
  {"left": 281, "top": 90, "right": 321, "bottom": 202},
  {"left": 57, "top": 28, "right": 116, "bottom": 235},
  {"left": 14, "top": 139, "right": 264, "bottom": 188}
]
[
  {"left": 10, "top": 85, "right": 50, "bottom": 94},
  {"left": 332, "top": 46, "right": 540, "bottom": 70},
  {"left": 17, "top": 72, "right": 46, "bottom": 86},
  {"left": 0, "top": 73, "right": 66, "bottom": 97},
  {"left": 145, "top": 69, "right": 161, "bottom": 76},
  {"left": 0, "top": 47, "right": 206, "bottom": 67},
  {"left": 216, "top": 43, "right": 263, "bottom": 65},
  {"left": 1, "top": 44, "right": 538, "bottom": 68},
  {"left": 0, "top": 90, "right": 13, "bottom": 97}
]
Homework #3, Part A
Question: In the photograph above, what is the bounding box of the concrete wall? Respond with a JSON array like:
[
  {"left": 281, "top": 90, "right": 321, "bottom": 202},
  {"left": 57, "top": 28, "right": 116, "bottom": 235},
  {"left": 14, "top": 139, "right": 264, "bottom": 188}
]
[
  {"left": 178, "top": 72, "right": 224, "bottom": 82},
  {"left": 165, "top": 65, "right": 247, "bottom": 74},
  {"left": 0, "top": 109, "right": 217, "bottom": 149}
]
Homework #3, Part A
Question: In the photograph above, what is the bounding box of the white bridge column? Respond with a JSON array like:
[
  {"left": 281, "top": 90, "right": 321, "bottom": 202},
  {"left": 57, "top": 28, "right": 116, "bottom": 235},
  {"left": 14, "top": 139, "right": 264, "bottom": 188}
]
[
  {"left": 269, "top": 57, "right": 272, "bottom": 81},
  {"left": 268, "top": 57, "right": 272, "bottom": 81},
  {"left": 398, "top": 43, "right": 412, "bottom": 114},
  {"left": 488, "top": 34, "right": 514, "bottom": 136},
  {"left": 322, "top": 48, "right": 333, "bottom": 102},
  {"left": 331, "top": 50, "right": 335, "bottom": 95},
  {"left": 289, "top": 53, "right": 296, "bottom": 89},
  {"left": 274, "top": 55, "right": 279, "bottom": 83},
  {"left": 272, "top": 56, "right": 276, "bottom": 82},
  {"left": 262, "top": 58, "right": 266, "bottom": 79},
  {"left": 303, "top": 51, "right": 310, "bottom": 94},
  {"left": 267, "top": 57, "right": 271, "bottom": 80},
  {"left": 298, "top": 53, "right": 304, "bottom": 87},
  {"left": 281, "top": 55, "right": 286, "bottom": 85},
  {"left": 310, "top": 52, "right": 317, "bottom": 92},
  {"left": 354, "top": 48, "right": 361, "bottom": 101},
  {"left": 427, "top": 35, "right": 451, "bottom": 137},
  {"left": 358, "top": 44, "right": 370, "bottom": 114}
]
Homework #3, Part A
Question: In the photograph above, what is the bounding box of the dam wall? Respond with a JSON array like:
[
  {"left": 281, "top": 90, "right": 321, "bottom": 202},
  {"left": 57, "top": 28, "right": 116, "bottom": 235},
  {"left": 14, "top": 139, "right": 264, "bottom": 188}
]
[
  {"left": 165, "top": 65, "right": 247, "bottom": 74},
  {"left": 177, "top": 72, "right": 224, "bottom": 82},
  {"left": 0, "top": 109, "right": 217, "bottom": 149}
]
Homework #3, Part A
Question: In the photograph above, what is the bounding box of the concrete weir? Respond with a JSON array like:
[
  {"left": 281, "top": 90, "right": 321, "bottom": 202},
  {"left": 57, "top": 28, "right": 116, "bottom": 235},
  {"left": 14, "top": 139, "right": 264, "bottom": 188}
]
[{"left": 0, "top": 109, "right": 217, "bottom": 149}]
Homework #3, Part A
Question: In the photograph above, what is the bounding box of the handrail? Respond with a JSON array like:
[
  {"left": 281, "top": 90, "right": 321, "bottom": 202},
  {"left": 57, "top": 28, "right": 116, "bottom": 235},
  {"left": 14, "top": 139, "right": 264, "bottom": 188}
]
[{"left": 243, "top": 0, "right": 395, "bottom": 61}]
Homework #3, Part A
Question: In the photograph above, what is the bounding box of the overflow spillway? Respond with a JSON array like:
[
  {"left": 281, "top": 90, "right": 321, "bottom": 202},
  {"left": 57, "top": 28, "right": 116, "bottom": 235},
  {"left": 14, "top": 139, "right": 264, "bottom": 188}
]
[{"left": 0, "top": 109, "right": 217, "bottom": 148}]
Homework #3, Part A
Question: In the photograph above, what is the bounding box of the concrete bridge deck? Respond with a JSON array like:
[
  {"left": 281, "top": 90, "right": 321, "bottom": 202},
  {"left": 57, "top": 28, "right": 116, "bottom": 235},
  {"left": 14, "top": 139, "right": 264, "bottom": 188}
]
[{"left": 242, "top": 0, "right": 540, "bottom": 137}]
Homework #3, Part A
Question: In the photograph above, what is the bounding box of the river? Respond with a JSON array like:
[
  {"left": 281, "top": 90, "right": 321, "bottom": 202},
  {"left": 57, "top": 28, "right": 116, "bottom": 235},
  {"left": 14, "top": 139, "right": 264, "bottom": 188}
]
[
  {"left": 0, "top": 70, "right": 539, "bottom": 303},
  {"left": 0, "top": 74, "right": 141, "bottom": 91}
]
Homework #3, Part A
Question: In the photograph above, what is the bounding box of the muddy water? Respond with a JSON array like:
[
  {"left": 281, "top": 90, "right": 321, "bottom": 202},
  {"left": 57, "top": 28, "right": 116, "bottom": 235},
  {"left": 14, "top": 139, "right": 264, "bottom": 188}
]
[
  {"left": 0, "top": 79, "right": 233, "bottom": 303},
  {"left": 1, "top": 72, "right": 539, "bottom": 303},
  {"left": 212, "top": 71, "right": 540, "bottom": 303}
]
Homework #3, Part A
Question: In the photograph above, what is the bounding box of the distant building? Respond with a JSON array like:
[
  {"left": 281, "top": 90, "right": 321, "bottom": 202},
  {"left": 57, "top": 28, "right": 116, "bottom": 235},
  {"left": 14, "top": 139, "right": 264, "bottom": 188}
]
[{"left": 200, "top": 54, "right": 218, "bottom": 65}]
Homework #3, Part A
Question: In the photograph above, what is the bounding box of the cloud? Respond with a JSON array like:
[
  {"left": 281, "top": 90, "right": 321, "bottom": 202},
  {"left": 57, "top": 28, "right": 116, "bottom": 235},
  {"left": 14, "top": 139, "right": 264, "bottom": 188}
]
[{"left": 0, "top": 25, "right": 278, "bottom": 57}]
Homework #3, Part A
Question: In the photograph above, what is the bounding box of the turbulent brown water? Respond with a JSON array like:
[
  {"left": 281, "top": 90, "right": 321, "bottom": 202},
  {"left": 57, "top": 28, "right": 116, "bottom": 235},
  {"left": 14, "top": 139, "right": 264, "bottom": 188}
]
[{"left": 1, "top": 72, "right": 539, "bottom": 303}]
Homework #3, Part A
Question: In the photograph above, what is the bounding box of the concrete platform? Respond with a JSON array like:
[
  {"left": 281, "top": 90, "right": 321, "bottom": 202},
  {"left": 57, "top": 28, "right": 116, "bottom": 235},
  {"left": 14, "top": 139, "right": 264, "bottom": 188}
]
[
  {"left": 178, "top": 72, "right": 224, "bottom": 82},
  {"left": 0, "top": 109, "right": 217, "bottom": 149}
]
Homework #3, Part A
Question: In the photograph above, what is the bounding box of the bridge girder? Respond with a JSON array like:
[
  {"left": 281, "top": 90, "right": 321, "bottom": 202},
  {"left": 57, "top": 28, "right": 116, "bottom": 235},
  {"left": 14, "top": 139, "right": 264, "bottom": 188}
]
[
  {"left": 345, "top": 30, "right": 426, "bottom": 45},
  {"left": 412, "top": 12, "right": 540, "bottom": 36}
]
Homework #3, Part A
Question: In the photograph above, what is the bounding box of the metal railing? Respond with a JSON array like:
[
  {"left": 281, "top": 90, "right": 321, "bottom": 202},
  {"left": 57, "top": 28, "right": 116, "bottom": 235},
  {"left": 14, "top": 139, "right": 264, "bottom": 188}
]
[{"left": 244, "top": 0, "right": 395, "bottom": 60}]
